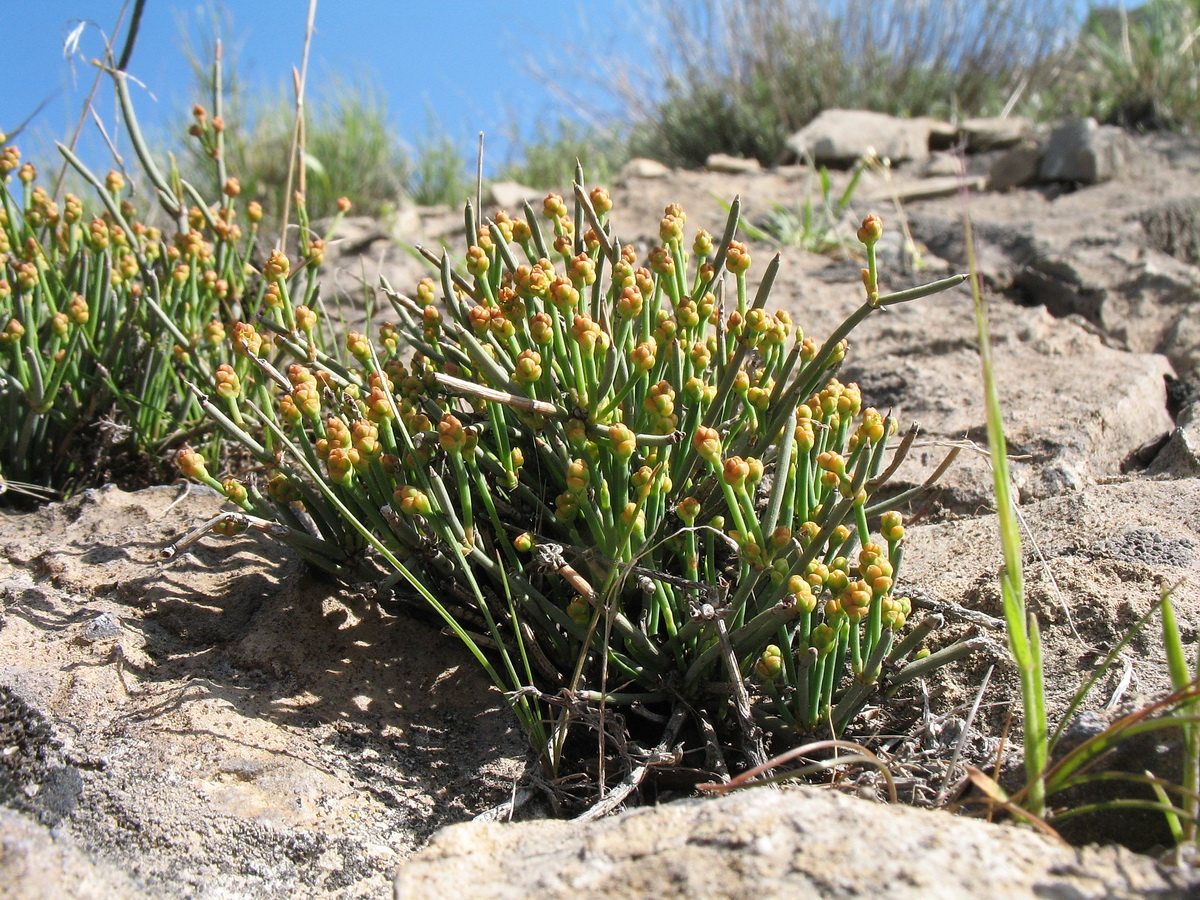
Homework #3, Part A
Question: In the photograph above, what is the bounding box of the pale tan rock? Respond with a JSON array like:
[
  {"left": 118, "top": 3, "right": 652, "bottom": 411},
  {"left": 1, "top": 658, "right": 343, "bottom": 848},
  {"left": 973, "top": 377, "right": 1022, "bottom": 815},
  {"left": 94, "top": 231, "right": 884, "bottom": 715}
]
[
  {"left": 986, "top": 139, "right": 1043, "bottom": 191},
  {"left": 618, "top": 157, "right": 671, "bottom": 180},
  {"left": 1039, "top": 117, "right": 1135, "bottom": 184},
  {"left": 487, "top": 181, "right": 539, "bottom": 210},
  {"left": 1, "top": 809, "right": 151, "bottom": 900},
  {"left": 394, "top": 787, "right": 1192, "bottom": 899},
  {"left": 842, "top": 299, "right": 1176, "bottom": 509},
  {"left": 705, "top": 153, "right": 762, "bottom": 174},
  {"left": 787, "top": 109, "right": 933, "bottom": 167}
]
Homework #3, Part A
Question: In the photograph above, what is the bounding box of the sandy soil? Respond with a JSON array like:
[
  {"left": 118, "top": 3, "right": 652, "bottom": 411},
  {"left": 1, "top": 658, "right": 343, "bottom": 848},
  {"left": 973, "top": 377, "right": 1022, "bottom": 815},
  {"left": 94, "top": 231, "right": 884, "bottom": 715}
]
[{"left": 1, "top": 485, "right": 526, "bottom": 898}]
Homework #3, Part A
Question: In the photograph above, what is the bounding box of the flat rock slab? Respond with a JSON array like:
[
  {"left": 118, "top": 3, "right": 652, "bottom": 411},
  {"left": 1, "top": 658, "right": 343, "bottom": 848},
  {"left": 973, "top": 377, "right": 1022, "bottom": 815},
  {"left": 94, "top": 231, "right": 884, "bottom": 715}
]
[
  {"left": 842, "top": 289, "right": 1175, "bottom": 511},
  {"left": 394, "top": 786, "right": 1195, "bottom": 899},
  {"left": 786, "top": 109, "right": 933, "bottom": 167},
  {"left": 903, "top": 172, "right": 1200, "bottom": 384}
]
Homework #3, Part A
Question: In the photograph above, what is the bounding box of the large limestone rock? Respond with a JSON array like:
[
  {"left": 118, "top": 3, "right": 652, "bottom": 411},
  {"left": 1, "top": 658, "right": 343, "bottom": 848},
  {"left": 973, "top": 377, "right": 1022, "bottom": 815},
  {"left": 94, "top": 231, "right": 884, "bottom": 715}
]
[
  {"left": 486, "top": 181, "right": 539, "bottom": 210},
  {"left": 0, "top": 486, "right": 526, "bottom": 900},
  {"left": 985, "top": 139, "right": 1043, "bottom": 191},
  {"left": 786, "top": 109, "right": 933, "bottom": 167},
  {"left": 960, "top": 116, "right": 1033, "bottom": 151},
  {"left": 394, "top": 787, "right": 1194, "bottom": 899},
  {"left": 903, "top": 173, "right": 1200, "bottom": 384},
  {"left": 618, "top": 157, "right": 672, "bottom": 180},
  {"left": 705, "top": 152, "right": 762, "bottom": 174},
  {"left": 1, "top": 809, "right": 152, "bottom": 900},
  {"left": 842, "top": 295, "right": 1175, "bottom": 510}
]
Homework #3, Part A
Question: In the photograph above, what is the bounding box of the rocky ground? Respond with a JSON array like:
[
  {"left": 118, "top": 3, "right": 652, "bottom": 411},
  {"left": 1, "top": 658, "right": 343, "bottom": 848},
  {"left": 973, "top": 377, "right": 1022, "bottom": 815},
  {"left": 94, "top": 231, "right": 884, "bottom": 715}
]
[{"left": 6, "top": 115, "right": 1200, "bottom": 898}]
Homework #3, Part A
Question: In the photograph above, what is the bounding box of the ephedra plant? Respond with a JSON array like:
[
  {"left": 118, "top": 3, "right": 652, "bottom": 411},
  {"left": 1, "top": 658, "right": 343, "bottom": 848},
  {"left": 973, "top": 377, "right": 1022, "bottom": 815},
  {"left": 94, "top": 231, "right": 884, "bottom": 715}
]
[
  {"left": 162, "top": 155, "right": 973, "bottom": 786},
  {"left": 0, "top": 105, "right": 353, "bottom": 495},
  {"left": 5, "top": 52, "right": 977, "bottom": 791}
]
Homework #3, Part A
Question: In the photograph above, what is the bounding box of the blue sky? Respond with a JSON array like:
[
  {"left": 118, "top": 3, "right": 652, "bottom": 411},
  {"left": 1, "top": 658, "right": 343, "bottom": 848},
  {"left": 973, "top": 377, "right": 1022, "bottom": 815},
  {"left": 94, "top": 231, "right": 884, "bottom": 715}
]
[{"left": 0, "top": 1, "right": 641, "bottom": 175}]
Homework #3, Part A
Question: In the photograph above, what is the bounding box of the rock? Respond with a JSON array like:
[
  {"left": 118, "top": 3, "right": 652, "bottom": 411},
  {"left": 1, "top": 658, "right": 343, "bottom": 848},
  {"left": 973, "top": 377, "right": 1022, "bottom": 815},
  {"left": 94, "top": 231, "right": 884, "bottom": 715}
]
[
  {"left": 314, "top": 212, "right": 428, "bottom": 302},
  {"left": 0, "top": 684, "right": 81, "bottom": 828},
  {"left": 920, "top": 147, "right": 1010, "bottom": 181},
  {"left": 986, "top": 139, "right": 1043, "bottom": 191},
  {"left": 1016, "top": 243, "right": 1200, "bottom": 377},
  {"left": 320, "top": 214, "right": 394, "bottom": 255},
  {"left": 1144, "top": 131, "right": 1200, "bottom": 174},
  {"left": 486, "top": 181, "right": 538, "bottom": 211},
  {"left": 961, "top": 116, "right": 1032, "bottom": 151},
  {"left": 1163, "top": 303, "right": 1200, "bottom": 384},
  {"left": 0, "top": 486, "right": 527, "bottom": 899},
  {"left": 904, "top": 187, "right": 1200, "bottom": 382},
  {"left": 618, "top": 158, "right": 671, "bottom": 180},
  {"left": 1140, "top": 196, "right": 1200, "bottom": 266},
  {"left": 867, "top": 174, "right": 984, "bottom": 204},
  {"left": 1150, "top": 401, "right": 1200, "bottom": 476},
  {"left": 1038, "top": 117, "right": 1134, "bottom": 184},
  {"left": 786, "top": 109, "right": 932, "bottom": 168},
  {"left": 704, "top": 153, "right": 762, "bottom": 174},
  {"left": 843, "top": 297, "right": 1175, "bottom": 510},
  {"left": 393, "top": 786, "right": 1195, "bottom": 899},
  {"left": 927, "top": 118, "right": 961, "bottom": 150},
  {"left": 75, "top": 612, "right": 121, "bottom": 644},
  {"left": 922, "top": 151, "right": 963, "bottom": 178},
  {"left": 1, "top": 808, "right": 152, "bottom": 900}
]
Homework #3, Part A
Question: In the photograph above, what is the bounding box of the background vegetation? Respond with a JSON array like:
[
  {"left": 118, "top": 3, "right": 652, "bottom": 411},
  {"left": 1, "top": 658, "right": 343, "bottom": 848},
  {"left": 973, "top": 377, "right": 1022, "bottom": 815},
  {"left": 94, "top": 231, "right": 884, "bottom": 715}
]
[{"left": 167, "top": 0, "right": 1200, "bottom": 219}]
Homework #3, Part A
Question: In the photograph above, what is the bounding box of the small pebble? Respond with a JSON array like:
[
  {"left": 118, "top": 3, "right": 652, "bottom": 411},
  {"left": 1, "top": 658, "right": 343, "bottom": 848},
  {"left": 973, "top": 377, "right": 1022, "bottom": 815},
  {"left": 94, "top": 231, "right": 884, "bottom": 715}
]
[{"left": 76, "top": 612, "right": 121, "bottom": 644}]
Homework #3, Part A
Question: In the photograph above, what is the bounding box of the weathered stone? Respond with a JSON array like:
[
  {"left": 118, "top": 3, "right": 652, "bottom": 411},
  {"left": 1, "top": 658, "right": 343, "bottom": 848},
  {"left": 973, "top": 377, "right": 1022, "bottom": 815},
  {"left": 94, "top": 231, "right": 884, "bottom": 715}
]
[
  {"left": 986, "top": 139, "right": 1043, "bottom": 191},
  {"left": 75, "top": 612, "right": 121, "bottom": 644},
  {"left": 704, "top": 152, "right": 762, "bottom": 174},
  {"left": 486, "top": 181, "right": 538, "bottom": 210},
  {"left": 867, "top": 174, "right": 984, "bottom": 204},
  {"left": 0, "top": 486, "right": 526, "bottom": 900},
  {"left": 1140, "top": 196, "right": 1200, "bottom": 266},
  {"left": 1151, "top": 400, "right": 1200, "bottom": 477},
  {"left": 618, "top": 157, "right": 671, "bottom": 180},
  {"left": 905, "top": 189, "right": 1200, "bottom": 382},
  {"left": 961, "top": 116, "right": 1033, "bottom": 151},
  {"left": 1, "top": 809, "right": 152, "bottom": 900},
  {"left": 926, "top": 117, "right": 960, "bottom": 150},
  {"left": 922, "top": 151, "right": 963, "bottom": 178},
  {"left": 313, "top": 211, "right": 430, "bottom": 325},
  {"left": 786, "top": 109, "right": 932, "bottom": 167},
  {"left": 1039, "top": 117, "right": 1134, "bottom": 184},
  {"left": 843, "top": 300, "right": 1175, "bottom": 510},
  {"left": 1163, "top": 303, "right": 1200, "bottom": 385},
  {"left": 394, "top": 787, "right": 1195, "bottom": 899}
]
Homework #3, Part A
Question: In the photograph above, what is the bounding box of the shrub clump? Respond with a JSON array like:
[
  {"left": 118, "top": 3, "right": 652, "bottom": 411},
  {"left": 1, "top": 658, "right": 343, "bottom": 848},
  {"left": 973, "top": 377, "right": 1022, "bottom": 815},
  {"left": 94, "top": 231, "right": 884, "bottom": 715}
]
[{"left": 169, "top": 173, "right": 969, "bottom": 790}]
